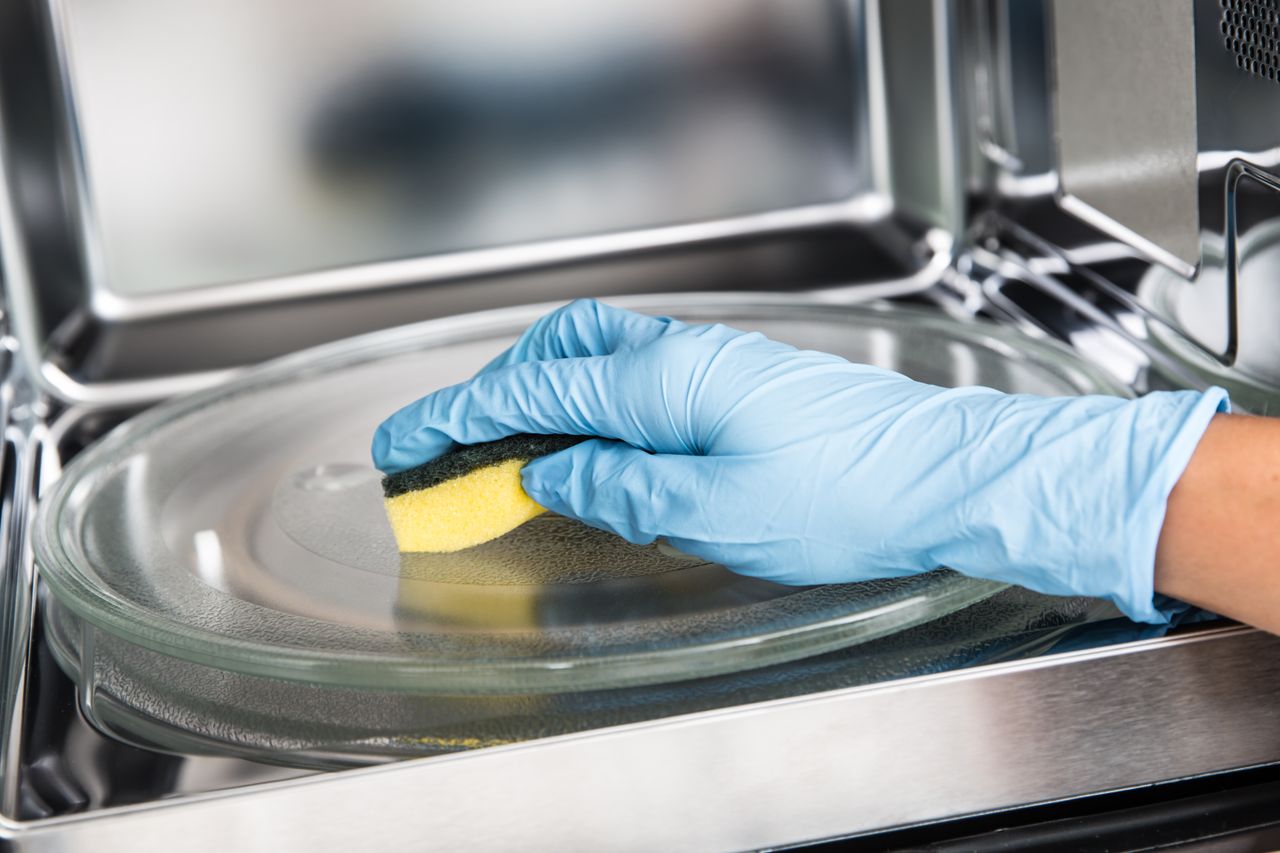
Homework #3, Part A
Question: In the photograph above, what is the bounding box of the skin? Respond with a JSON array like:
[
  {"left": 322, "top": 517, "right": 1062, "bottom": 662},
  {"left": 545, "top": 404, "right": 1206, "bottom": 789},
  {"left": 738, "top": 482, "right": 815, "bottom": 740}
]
[{"left": 1156, "top": 413, "right": 1280, "bottom": 632}]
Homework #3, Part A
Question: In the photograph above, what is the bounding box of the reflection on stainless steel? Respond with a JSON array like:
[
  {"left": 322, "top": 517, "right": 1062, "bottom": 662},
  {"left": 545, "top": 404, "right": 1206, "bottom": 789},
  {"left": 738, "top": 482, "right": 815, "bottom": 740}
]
[
  {"left": 980, "top": 0, "right": 1280, "bottom": 394},
  {"left": 19, "top": 223, "right": 926, "bottom": 406},
  {"left": 0, "top": 0, "right": 970, "bottom": 400},
  {"left": 1140, "top": 216, "right": 1280, "bottom": 398},
  {"left": 963, "top": 1, "right": 1053, "bottom": 180},
  {"left": 50, "top": 0, "right": 864, "bottom": 298},
  {"left": 0, "top": 623, "right": 1272, "bottom": 851},
  {"left": 0, "top": 376, "right": 36, "bottom": 819},
  {"left": 88, "top": 199, "right": 889, "bottom": 323},
  {"left": 1052, "top": 0, "right": 1201, "bottom": 275},
  {"left": 878, "top": 0, "right": 964, "bottom": 234}
]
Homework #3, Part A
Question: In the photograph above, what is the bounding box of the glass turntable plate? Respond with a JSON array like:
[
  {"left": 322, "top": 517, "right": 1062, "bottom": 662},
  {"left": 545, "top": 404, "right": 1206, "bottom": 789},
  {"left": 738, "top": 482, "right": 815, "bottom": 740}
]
[{"left": 36, "top": 296, "right": 1125, "bottom": 694}]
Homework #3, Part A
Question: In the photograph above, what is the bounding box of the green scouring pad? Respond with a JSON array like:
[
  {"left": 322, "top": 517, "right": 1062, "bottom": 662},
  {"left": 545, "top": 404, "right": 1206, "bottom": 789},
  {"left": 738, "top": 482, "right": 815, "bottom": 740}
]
[{"left": 382, "top": 434, "right": 586, "bottom": 553}]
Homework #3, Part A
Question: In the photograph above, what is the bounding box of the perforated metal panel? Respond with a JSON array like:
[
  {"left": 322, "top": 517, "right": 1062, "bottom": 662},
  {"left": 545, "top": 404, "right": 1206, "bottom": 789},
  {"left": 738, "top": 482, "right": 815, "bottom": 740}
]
[
  {"left": 1222, "top": 0, "right": 1280, "bottom": 81},
  {"left": 1052, "top": 0, "right": 1200, "bottom": 273}
]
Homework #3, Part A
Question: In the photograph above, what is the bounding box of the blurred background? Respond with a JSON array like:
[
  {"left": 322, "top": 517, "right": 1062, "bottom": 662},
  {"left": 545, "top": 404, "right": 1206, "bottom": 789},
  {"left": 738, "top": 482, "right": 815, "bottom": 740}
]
[
  {"left": 62, "top": 0, "right": 862, "bottom": 295},
  {"left": 5, "top": 0, "right": 946, "bottom": 383}
]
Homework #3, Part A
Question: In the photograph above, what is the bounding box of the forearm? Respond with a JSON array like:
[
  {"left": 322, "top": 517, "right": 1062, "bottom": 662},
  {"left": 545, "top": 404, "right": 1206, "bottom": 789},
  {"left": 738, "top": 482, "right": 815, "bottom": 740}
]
[{"left": 1156, "top": 413, "right": 1280, "bottom": 632}]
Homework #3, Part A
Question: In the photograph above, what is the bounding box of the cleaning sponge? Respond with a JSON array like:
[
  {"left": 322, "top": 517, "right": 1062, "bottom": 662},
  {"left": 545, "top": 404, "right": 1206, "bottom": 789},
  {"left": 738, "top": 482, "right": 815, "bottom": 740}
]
[{"left": 382, "top": 434, "right": 586, "bottom": 553}]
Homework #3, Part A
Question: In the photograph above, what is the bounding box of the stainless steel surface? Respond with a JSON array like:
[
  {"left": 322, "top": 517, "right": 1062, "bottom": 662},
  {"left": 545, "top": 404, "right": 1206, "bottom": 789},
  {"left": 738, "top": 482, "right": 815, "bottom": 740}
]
[
  {"left": 980, "top": 0, "right": 1280, "bottom": 392},
  {"left": 50, "top": 0, "right": 864, "bottom": 298},
  {"left": 0, "top": 422, "right": 38, "bottom": 819},
  {"left": 0, "top": 624, "right": 1272, "bottom": 851},
  {"left": 1138, "top": 167, "right": 1280, "bottom": 406},
  {"left": 79, "top": 202, "right": 884, "bottom": 322},
  {"left": 0, "top": 32, "right": 247, "bottom": 408},
  {"left": 0, "top": 349, "right": 34, "bottom": 820},
  {"left": 0, "top": 0, "right": 1277, "bottom": 848},
  {"left": 0, "top": 0, "right": 966, "bottom": 401},
  {"left": 1052, "top": 0, "right": 1201, "bottom": 275},
  {"left": 879, "top": 0, "right": 964, "bottom": 234},
  {"left": 963, "top": 2, "right": 1053, "bottom": 183}
]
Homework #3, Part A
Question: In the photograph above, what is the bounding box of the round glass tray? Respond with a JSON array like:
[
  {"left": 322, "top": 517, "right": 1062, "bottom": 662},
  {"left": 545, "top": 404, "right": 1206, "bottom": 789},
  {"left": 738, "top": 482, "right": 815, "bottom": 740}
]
[{"left": 35, "top": 296, "right": 1126, "bottom": 695}]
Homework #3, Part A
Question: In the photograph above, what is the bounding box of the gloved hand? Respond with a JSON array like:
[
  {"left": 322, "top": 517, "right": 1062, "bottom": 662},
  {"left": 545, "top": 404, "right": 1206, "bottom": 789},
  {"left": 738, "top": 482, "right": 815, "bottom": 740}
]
[{"left": 372, "top": 299, "right": 1228, "bottom": 624}]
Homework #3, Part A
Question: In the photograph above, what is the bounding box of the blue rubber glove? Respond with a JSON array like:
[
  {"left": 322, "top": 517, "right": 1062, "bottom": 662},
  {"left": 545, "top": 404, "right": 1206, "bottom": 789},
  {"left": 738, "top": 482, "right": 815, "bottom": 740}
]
[{"left": 372, "top": 299, "right": 1228, "bottom": 624}]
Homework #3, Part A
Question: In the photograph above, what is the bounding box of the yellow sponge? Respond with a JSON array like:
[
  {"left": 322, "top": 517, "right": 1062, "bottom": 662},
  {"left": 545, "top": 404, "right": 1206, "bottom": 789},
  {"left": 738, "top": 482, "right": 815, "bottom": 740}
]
[{"left": 381, "top": 435, "right": 585, "bottom": 553}]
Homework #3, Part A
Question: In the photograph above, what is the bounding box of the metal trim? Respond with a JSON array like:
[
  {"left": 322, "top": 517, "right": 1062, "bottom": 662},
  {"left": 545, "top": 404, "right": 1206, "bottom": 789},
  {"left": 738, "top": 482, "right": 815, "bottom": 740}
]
[
  {"left": 863, "top": 0, "right": 893, "bottom": 197},
  {"left": 1222, "top": 159, "right": 1280, "bottom": 368},
  {"left": 0, "top": 424, "right": 42, "bottom": 818},
  {"left": 1054, "top": 193, "right": 1200, "bottom": 281},
  {"left": 0, "top": 624, "right": 1273, "bottom": 850},
  {"left": 1047, "top": 0, "right": 1202, "bottom": 280},
  {"left": 932, "top": 0, "right": 965, "bottom": 235},
  {"left": 41, "top": 0, "right": 107, "bottom": 325},
  {"left": 84, "top": 195, "right": 892, "bottom": 323}
]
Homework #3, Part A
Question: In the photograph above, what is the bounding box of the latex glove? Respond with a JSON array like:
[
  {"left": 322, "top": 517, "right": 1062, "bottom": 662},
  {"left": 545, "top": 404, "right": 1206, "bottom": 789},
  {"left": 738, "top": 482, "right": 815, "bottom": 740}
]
[{"left": 372, "top": 299, "right": 1228, "bottom": 623}]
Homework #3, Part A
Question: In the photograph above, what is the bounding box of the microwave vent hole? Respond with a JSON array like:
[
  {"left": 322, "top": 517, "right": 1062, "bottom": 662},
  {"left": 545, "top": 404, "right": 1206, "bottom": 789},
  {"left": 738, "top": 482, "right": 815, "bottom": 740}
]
[{"left": 1223, "top": 0, "right": 1280, "bottom": 82}]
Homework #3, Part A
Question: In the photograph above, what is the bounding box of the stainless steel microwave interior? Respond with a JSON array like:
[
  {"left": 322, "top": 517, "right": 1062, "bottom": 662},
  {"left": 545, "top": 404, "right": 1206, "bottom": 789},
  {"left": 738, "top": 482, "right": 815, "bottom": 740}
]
[{"left": 2, "top": 0, "right": 1280, "bottom": 850}]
